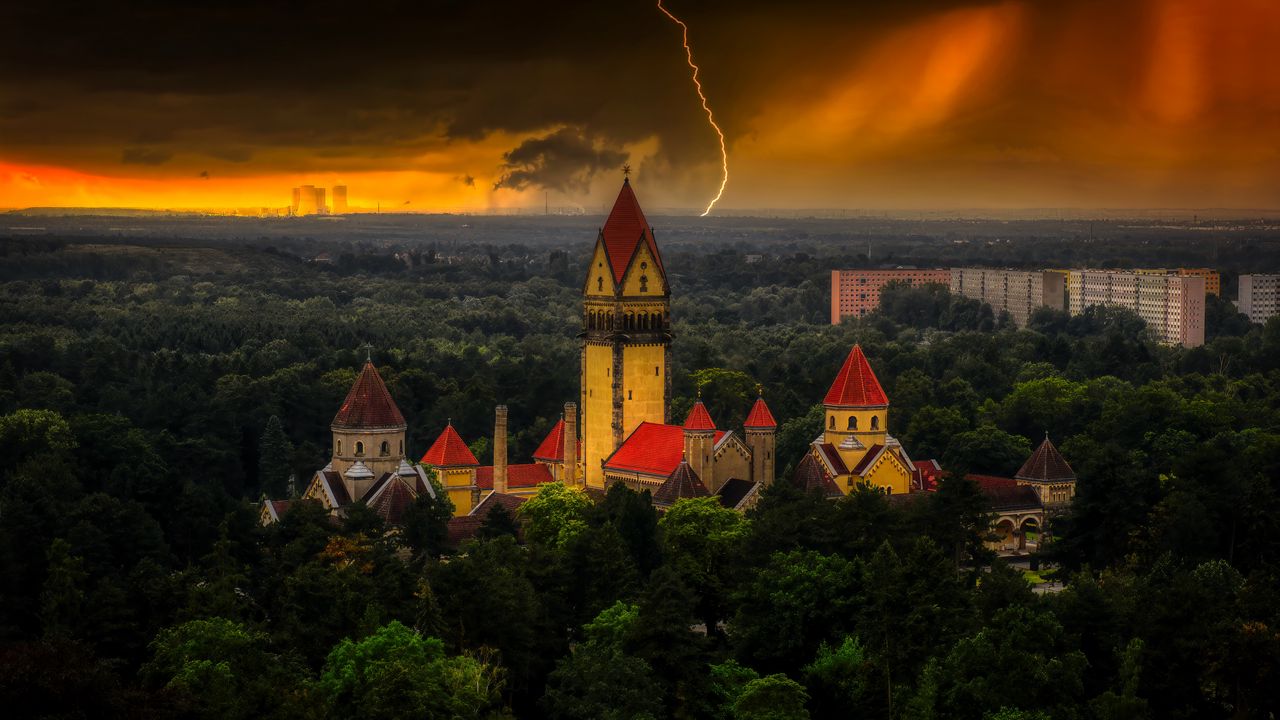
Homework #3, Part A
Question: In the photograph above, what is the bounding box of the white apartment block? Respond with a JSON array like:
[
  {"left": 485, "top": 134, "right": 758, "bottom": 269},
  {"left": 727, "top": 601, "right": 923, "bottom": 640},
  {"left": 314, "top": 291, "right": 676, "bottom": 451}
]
[
  {"left": 949, "top": 268, "right": 1066, "bottom": 328},
  {"left": 1238, "top": 275, "right": 1280, "bottom": 325},
  {"left": 1068, "top": 270, "right": 1205, "bottom": 347}
]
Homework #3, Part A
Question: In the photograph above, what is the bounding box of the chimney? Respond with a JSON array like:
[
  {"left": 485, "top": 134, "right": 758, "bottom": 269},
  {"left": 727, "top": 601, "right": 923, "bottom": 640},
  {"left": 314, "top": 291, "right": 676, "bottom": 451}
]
[
  {"left": 564, "top": 402, "right": 578, "bottom": 485},
  {"left": 494, "top": 405, "right": 508, "bottom": 494}
]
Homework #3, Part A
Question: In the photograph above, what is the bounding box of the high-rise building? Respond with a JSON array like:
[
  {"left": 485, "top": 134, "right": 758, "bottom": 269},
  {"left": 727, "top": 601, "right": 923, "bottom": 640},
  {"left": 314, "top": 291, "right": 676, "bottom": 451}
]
[
  {"left": 332, "top": 185, "right": 348, "bottom": 214},
  {"left": 1068, "top": 270, "right": 1205, "bottom": 347},
  {"left": 829, "top": 269, "right": 951, "bottom": 324},
  {"left": 1238, "top": 274, "right": 1280, "bottom": 325},
  {"left": 1136, "top": 267, "right": 1220, "bottom": 296},
  {"left": 949, "top": 268, "right": 1066, "bottom": 327}
]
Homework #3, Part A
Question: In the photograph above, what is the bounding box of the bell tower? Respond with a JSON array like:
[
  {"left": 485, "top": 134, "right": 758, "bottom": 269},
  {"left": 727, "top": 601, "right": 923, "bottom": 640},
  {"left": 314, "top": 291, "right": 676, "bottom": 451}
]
[{"left": 581, "top": 174, "right": 671, "bottom": 487}]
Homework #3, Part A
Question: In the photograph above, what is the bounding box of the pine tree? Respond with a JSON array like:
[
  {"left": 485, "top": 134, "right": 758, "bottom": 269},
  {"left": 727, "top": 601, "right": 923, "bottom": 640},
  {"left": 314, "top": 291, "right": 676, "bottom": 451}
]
[{"left": 258, "top": 415, "right": 292, "bottom": 498}]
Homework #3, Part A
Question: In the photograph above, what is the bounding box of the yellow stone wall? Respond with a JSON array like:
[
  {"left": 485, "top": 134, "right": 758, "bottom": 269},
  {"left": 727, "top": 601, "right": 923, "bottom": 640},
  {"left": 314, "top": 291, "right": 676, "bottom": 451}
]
[
  {"left": 438, "top": 467, "right": 478, "bottom": 516},
  {"left": 859, "top": 450, "right": 912, "bottom": 495},
  {"left": 584, "top": 243, "right": 617, "bottom": 297},
  {"left": 622, "top": 343, "right": 666, "bottom": 437},
  {"left": 582, "top": 342, "right": 615, "bottom": 488},
  {"left": 710, "top": 441, "right": 751, "bottom": 494},
  {"left": 620, "top": 244, "right": 667, "bottom": 296},
  {"left": 331, "top": 426, "right": 405, "bottom": 479}
]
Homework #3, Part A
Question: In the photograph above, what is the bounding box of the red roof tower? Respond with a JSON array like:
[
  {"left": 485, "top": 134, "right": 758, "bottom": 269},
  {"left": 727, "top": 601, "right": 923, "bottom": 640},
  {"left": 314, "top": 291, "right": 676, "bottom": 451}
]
[
  {"left": 823, "top": 345, "right": 888, "bottom": 407},
  {"left": 421, "top": 423, "right": 480, "bottom": 467},
  {"left": 599, "top": 178, "right": 665, "bottom": 285},
  {"left": 682, "top": 398, "right": 717, "bottom": 431},
  {"left": 332, "top": 361, "right": 407, "bottom": 429},
  {"left": 744, "top": 395, "right": 777, "bottom": 429}
]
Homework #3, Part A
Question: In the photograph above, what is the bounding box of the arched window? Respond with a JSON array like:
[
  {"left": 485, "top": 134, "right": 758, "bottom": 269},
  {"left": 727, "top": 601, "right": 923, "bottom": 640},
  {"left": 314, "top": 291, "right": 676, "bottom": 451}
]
[
  {"left": 597, "top": 277, "right": 603, "bottom": 292},
  {"left": 399, "top": 441, "right": 403, "bottom": 454},
  {"left": 337, "top": 440, "right": 342, "bottom": 455},
  {"left": 829, "top": 416, "right": 835, "bottom": 429},
  {"left": 640, "top": 275, "right": 649, "bottom": 292},
  {"left": 847, "top": 416, "right": 858, "bottom": 430},
  {"left": 380, "top": 441, "right": 390, "bottom": 456},
  {"left": 871, "top": 416, "right": 880, "bottom": 430},
  {"left": 355, "top": 441, "right": 364, "bottom": 456}
]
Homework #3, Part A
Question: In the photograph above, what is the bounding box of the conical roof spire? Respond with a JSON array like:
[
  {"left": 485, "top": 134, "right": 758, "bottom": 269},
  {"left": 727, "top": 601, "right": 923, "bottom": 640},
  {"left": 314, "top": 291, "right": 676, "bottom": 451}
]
[
  {"left": 654, "top": 457, "right": 710, "bottom": 506},
  {"left": 420, "top": 424, "right": 479, "bottom": 467},
  {"left": 683, "top": 398, "right": 716, "bottom": 431},
  {"left": 1015, "top": 435, "right": 1076, "bottom": 482},
  {"left": 823, "top": 345, "right": 888, "bottom": 408},
  {"left": 600, "top": 178, "right": 664, "bottom": 285},
  {"left": 744, "top": 387, "right": 777, "bottom": 429},
  {"left": 332, "top": 361, "right": 407, "bottom": 429}
]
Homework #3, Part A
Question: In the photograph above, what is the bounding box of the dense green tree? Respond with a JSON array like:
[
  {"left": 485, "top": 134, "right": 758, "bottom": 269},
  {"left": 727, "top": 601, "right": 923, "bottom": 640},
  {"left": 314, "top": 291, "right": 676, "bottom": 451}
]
[
  {"left": 732, "top": 674, "right": 811, "bottom": 720},
  {"left": 518, "top": 483, "right": 593, "bottom": 549},
  {"left": 942, "top": 426, "right": 1032, "bottom": 477},
  {"left": 257, "top": 416, "right": 293, "bottom": 498},
  {"left": 658, "top": 497, "right": 749, "bottom": 633}
]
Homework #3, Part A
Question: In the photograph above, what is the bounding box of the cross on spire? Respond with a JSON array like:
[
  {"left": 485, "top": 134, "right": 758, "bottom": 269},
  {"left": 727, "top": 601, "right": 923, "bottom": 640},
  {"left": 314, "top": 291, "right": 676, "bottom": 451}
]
[{"left": 358, "top": 342, "right": 373, "bottom": 362}]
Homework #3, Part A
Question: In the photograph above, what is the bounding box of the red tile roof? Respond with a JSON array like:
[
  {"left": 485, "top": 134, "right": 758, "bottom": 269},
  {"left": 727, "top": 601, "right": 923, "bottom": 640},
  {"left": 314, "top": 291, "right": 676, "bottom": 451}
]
[
  {"left": 600, "top": 179, "right": 664, "bottom": 285},
  {"left": 533, "top": 419, "right": 566, "bottom": 461},
  {"left": 476, "top": 463, "right": 554, "bottom": 489},
  {"left": 815, "top": 443, "right": 850, "bottom": 476},
  {"left": 1015, "top": 436, "right": 1076, "bottom": 482},
  {"left": 683, "top": 400, "right": 716, "bottom": 431},
  {"left": 604, "top": 422, "right": 726, "bottom": 478},
  {"left": 914, "top": 459, "right": 943, "bottom": 491},
  {"left": 744, "top": 396, "right": 777, "bottom": 429},
  {"left": 420, "top": 424, "right": 479, "bottom": 467},
  {"left": 653, "top": 460, "right": 710, "bottom": 506},
  {"left": 823, "top": 345, "right": 888, "bottom": 407},
  {"left": 448, "top": 493, "right": 528, "bottom": 545},
  {"left": 332, "top": 361, "right": 407, "bottom": 429}
]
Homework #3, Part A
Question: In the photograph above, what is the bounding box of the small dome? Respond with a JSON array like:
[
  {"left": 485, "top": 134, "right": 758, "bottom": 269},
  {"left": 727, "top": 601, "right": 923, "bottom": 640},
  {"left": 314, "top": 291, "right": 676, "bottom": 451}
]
[{"left": 345, "top": 460, "right": 375, "bottom": 480}]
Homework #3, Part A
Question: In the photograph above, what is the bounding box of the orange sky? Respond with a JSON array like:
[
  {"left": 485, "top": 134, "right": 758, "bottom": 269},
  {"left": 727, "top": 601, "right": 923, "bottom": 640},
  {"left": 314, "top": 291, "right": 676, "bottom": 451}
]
[{"left": 2, "top": 0, "right": 1279, "bottom": 212}]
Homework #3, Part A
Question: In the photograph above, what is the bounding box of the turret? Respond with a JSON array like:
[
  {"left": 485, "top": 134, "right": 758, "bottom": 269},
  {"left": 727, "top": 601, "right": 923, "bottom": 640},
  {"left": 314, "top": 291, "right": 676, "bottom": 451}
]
[
  {"left": 682, "top": 396, "right": 716, "bottom": 487},
  {"left": 822, "top": 345, "right": 889, "bottom": 470},
  {"left": 744, "top": 389, "right": 778, "bottom": 485},
  {"left": 330, "top": 360, "right": 407, "bottom": 498}
]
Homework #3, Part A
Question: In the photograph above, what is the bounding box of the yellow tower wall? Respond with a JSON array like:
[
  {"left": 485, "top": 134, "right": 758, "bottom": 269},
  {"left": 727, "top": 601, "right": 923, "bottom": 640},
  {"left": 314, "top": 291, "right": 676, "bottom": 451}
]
[
  {"left": 622, "top": 343, "right": 667, "bottom": 436},
  {"left": 582, "top": 342, "right": 615, "bottom": 487}
]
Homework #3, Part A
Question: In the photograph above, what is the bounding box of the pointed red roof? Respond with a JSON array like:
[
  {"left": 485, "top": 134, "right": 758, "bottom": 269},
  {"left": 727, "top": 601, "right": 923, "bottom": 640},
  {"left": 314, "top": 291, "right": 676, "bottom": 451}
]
[
  {"left": 823, "top": 345, "right": 888, "bottom": 407},
  {"left": 332, "top": 361, "right": 407, "bottom": 429},
  {"left": 744, "top": 396, "right": 777, "bottom": 429},
  {"left": 600, "top": 178, "right": 664, "bottom": 285},
  {"left": 533, "top": 419, "right": 565, "bottom": 461},
  {"left": 683, "top": 399, "right": 716, "bottom": 431},
  {"left": 420, "top": 424, "right": 479, "bottom": 467}
]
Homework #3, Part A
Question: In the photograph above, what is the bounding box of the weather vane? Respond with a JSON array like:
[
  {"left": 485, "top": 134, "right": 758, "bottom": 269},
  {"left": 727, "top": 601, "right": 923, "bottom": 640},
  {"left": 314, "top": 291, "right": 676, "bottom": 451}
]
[{"left": 622, "top": 163, "right": 632, "bottom": 178}]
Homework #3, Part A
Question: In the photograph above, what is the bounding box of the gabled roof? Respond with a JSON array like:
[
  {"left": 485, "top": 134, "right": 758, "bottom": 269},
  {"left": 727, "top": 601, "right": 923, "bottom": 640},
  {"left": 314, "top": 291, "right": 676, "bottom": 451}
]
[
  {"left": 914, "top": 459, "right": 943, "bottom": 491},
  {"left": 318, "top": 470, "right": 352, "bottom": 507},
  {"left": 599, "top": 178, "right": 664, "bottom": 285},
  {"left": 533, "top": 419, "right": 566, "bottom": 461},
  {"left": 849, "top": 443, "right": 886, "bottom": 476},
  {"left": 332, "top": 361, "right": 407, "bottom": 429},
  {"left": 469, "top": 490, "right": 529, "bottom": 518},
  {"left": 604, "top": 422, "right": 727, "bottom": 478},
  {"left": 744, "top": 396, "right": 777, "bottom": 429},
  {"left": 653, "top": 460, "right": 710, "bottom": 506},
  {"left": 814, "top": 443, "right": 850, "bottom": 477},
  {"left": 791, "top": 453, "right": 844, "bottom": 498},
  {"left": 477, "top": 463, "right": 554, "bottom": 490},
  {"left": 683, "top": 400, "right": 716, "bottom": 431},
  {"left": 716, "top": 478, "right": 760, "bottom": 510},
  {"left": 1015, "top": 436, "right": 1077, "bottom": 482},
  {"left": 824, "top": 345, "right": 888, "bottom": 407},
  {"left": 421, "top": 424, "right": 479, "bottom": 467}
]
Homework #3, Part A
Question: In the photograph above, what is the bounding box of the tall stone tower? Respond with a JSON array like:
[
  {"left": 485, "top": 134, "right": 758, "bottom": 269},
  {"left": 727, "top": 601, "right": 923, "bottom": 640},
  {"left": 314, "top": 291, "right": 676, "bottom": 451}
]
[
  {"left": 823, "top": 345, "right": 889, "bottom": 474},
  {"left": 744, "top": 390, "right": 778, "bottom": 486},
  {"left": 581, "top": 176, "right": 670, "bottom": 487}
]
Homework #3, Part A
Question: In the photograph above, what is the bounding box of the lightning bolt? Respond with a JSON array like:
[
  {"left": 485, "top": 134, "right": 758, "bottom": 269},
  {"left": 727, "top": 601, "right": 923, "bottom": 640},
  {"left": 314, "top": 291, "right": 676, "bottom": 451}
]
[{"left": 656, "top": 0, "right": 728, "bottom": 217}]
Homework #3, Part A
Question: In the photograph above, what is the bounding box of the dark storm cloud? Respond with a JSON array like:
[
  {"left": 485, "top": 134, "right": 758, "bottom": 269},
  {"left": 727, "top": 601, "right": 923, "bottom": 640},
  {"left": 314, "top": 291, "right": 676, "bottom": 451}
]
[
  {"left": 493, "top": 128, "right": 627, "bottom": 192},
  {"left": 0, "top": 0, "right": 1003, "bottom": 176},
  {"left": 121, "top": 147, "right": 172, "bottom": 165}
]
